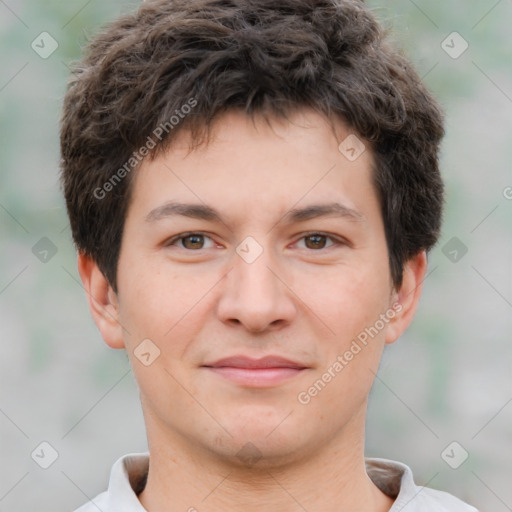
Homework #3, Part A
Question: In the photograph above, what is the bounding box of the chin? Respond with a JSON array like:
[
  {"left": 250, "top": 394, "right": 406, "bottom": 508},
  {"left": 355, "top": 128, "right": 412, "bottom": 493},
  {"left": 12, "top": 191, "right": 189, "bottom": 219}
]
[{"left": 204, "top": 422, "right": 308, "bottom": 468}]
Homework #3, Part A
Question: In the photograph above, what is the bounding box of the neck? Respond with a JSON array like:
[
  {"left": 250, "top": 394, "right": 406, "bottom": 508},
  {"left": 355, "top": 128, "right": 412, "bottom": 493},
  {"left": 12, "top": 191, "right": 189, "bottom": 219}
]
[{"left": 138, "top": 406, "right": 394, "bottom": 512}]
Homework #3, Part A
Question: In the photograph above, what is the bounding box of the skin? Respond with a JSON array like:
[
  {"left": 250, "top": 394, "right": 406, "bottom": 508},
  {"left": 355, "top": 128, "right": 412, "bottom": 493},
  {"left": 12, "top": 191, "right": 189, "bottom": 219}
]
[{"left": 79, "top": 108, "right": 427, "bottom": 512}]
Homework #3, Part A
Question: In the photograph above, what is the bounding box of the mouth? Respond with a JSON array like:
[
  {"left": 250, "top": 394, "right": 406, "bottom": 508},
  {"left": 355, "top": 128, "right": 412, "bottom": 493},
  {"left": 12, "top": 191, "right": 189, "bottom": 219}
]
[{"left": 201, "top": 355, "right": 310, "bottom": 387}]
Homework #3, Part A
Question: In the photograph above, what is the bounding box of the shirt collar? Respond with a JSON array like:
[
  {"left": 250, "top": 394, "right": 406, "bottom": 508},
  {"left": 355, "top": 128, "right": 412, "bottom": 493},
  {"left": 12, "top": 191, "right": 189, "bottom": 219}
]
[
  {"left": 365, "top": 457, "right": 419, "bottom": 510},
  {"left": 105, "top": 452, "right": 149, "bottom": 511}
]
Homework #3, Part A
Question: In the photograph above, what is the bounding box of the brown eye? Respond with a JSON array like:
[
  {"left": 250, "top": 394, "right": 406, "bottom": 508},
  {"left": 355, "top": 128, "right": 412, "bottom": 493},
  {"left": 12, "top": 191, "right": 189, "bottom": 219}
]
[
  {"left": 304, "top": 234, "right": 329, "bottom": 249},
  {"left": 167, "top": 233, "right": 215, "bottom": 250},
  {"left": 297, "top": 233, "right": 340, "bottom": 250},
  {"left": 181, "top": 234, "right": 205, "bottom": 249}
]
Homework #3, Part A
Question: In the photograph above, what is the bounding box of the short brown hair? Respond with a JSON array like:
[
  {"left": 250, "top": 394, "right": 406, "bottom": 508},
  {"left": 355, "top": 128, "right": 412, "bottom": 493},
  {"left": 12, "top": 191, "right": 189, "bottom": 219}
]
[{"left": 60, "top": 0, "right": 445, "bottom": 293}]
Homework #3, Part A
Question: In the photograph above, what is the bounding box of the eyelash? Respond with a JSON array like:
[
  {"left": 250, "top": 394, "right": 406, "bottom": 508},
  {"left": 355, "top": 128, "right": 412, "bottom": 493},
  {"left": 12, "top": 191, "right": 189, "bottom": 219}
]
[{"left": 165, "top": 231, "right": 346, "bottom": 251}]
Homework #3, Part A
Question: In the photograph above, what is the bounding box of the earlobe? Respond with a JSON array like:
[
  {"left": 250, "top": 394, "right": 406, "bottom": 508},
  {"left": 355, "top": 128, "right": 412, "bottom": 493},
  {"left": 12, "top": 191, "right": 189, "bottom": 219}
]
[
  {"left": 384, "top": 251, "right": 428, "bottom": 345},
  {"left": 77, "top": 253, "right": 125, "bottom": 349}
]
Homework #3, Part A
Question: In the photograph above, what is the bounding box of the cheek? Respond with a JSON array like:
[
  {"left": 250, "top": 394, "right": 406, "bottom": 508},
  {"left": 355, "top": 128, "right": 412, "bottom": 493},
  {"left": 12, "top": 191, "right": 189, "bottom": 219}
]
[
  {"left": 116, "top": 256, "right": 179, "bottom": 342},
  {"left": 297, "top": 273, "right": 389, "bottom": 417},
  {"left": 116, "top": 256, "right": 215, "bottom": 368},
  {"left": 117, "top": 262, "right": 201, "bottom": 412},
  {"left": 306, "top": 264, "right": 389, "bottom": 342}
]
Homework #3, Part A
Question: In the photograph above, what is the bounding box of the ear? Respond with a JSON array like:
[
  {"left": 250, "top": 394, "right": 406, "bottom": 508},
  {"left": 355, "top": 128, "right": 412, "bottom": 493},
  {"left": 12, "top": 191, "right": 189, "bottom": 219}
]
[
  {"left": 384, "top": 250, "right": 428, "bottom": 345},
  {"left": 77, "top": 252, "right": 125, "bottom": 349}
]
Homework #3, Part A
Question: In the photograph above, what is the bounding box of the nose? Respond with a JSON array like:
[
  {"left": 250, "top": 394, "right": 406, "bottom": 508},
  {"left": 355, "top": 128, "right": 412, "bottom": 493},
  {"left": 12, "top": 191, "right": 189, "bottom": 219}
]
[{"left": 216, "top": 241, "right": 297, "bottom": 333}]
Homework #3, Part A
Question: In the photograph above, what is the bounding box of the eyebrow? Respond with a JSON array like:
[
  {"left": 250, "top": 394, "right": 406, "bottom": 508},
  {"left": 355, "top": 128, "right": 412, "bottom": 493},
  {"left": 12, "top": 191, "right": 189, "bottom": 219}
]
[{"left": 145, "top": 201, "right": 366, "bottom": 225}]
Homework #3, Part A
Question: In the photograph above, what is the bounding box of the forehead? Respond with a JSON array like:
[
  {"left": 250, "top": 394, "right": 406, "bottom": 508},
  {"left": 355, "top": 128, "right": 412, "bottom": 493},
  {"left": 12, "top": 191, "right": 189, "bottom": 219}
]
[{"left": 127, "top": 108, "right": 379, "bottom": 230}]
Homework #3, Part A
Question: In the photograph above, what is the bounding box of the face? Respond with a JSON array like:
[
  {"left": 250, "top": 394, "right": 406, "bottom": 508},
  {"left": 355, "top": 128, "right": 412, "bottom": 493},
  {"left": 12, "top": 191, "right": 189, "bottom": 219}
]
[{"left": 83, "top": 108, "right": 424, "bottom": 468}]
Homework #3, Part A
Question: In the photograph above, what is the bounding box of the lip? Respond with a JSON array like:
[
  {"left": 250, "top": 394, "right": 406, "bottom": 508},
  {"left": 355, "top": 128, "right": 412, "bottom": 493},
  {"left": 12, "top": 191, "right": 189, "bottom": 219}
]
[
  {"left": 202, "top": 355, "right": 308, "bottom": 369},
  {"left": 201, "top": 355, "right": 309, "bottom": 387}
]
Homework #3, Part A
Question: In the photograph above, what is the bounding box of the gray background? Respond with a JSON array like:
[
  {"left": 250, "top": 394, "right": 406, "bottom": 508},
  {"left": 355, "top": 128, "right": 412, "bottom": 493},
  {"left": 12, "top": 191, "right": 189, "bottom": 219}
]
[{"left": 1, "top": 0, "right": 511, "bottom": 510}]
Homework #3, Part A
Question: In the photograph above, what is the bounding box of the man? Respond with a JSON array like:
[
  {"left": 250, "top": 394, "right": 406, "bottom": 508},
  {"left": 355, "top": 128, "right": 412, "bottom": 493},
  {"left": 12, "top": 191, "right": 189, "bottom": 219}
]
[{"left": 60, "top": 0, "right": 478, "bottom": 510}]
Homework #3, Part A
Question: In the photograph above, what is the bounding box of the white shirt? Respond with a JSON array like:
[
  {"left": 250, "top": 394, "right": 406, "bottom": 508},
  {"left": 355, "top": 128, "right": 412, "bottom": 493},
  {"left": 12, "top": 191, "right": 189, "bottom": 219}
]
[{"left": 73, "top": 452, "right": 479, "bottom": 511}]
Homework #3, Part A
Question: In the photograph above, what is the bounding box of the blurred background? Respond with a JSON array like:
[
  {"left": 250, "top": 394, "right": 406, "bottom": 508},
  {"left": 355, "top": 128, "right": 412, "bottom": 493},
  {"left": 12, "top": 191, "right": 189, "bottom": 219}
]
[{"left": 1, "top": 0, "right": 511, "bottom": 510}]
